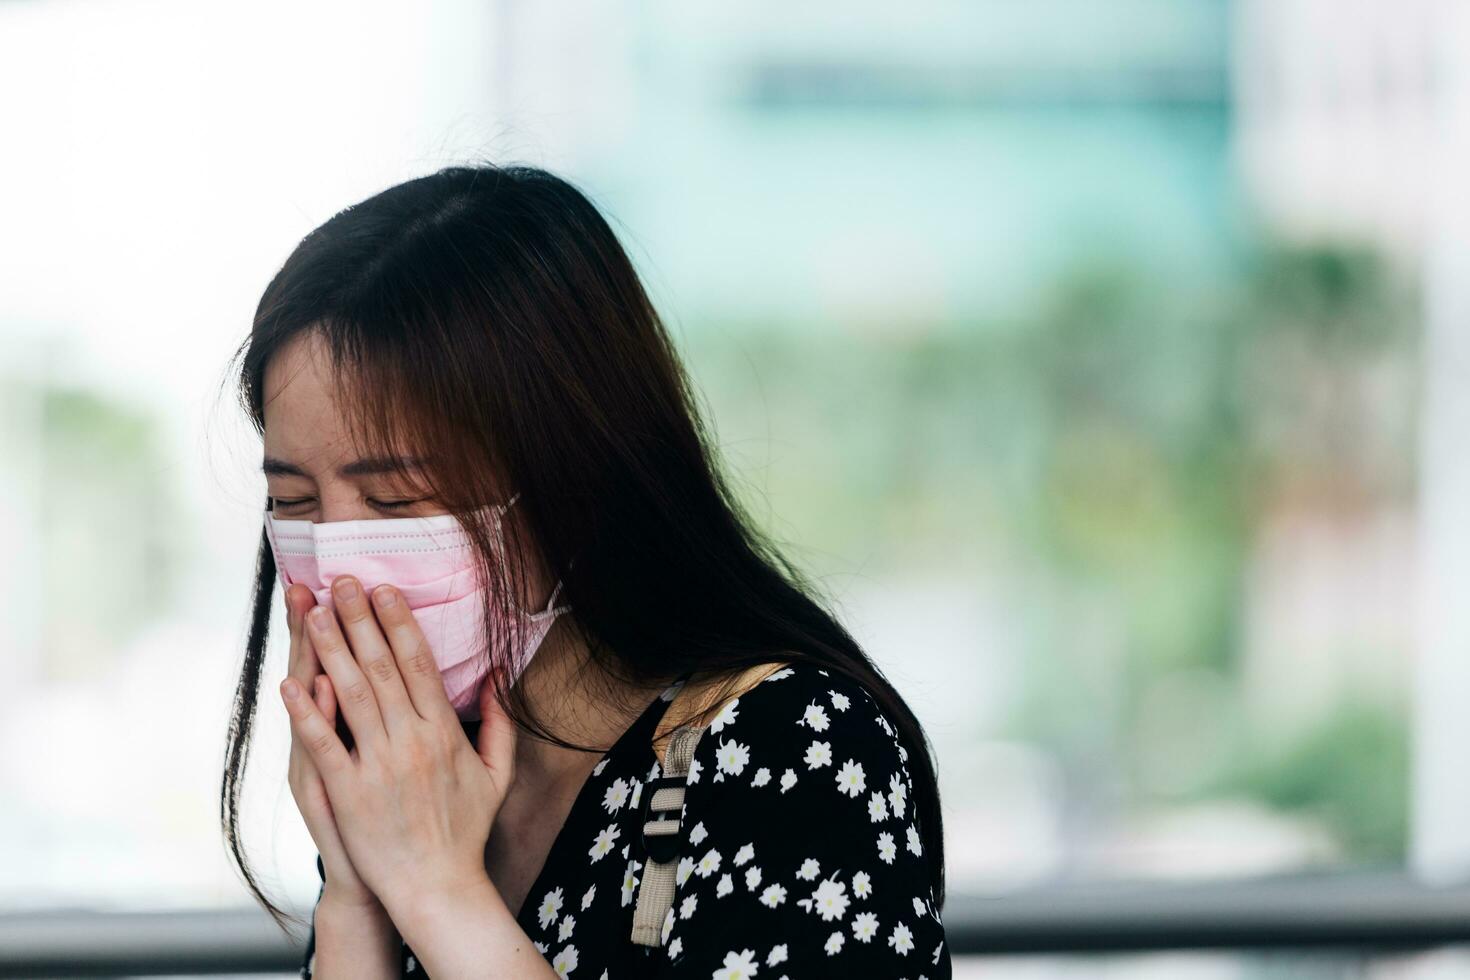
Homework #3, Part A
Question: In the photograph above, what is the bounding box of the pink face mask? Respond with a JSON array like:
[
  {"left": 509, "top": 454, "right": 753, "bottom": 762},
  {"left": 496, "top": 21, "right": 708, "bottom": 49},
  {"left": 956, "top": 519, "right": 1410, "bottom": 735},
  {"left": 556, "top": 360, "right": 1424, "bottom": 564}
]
[{"left": 262, "top": 492, "right": 570, "bottom": 724}]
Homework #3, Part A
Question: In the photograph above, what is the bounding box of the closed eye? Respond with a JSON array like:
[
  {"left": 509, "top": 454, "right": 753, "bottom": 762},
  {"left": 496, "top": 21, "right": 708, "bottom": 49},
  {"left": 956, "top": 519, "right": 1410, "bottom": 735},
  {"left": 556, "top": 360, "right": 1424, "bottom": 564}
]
[{"left": 269, "top": 497, "right": 426, "bottom": 513}]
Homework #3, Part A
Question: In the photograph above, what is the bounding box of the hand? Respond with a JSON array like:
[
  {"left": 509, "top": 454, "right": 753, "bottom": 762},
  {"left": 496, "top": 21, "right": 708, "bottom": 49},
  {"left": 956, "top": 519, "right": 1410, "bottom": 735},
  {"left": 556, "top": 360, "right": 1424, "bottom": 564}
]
[
  {"left": 281, "top": 584, "right": 382, "bottom": 911},
  {"left": 277, "top": 575, "right": 519, "bottom": 918}
]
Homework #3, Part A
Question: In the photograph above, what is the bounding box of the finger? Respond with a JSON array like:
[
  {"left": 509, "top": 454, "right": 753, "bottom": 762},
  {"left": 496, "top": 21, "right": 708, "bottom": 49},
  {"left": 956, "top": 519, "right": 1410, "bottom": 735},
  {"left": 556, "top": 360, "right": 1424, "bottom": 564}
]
[
  {"left": 313, "top": 675, "right": 329, "bottom": 717},
  {"left": 370, "top": 583, "right": 459, "bottom": 727},
  {"left": 317, "top": 672, "right": 356, "bottom": 757},
  {"left": 285, "top": 584, "right": 323, "bottom": 688},
  {"left": 306, "top": 601, "right": 388, "bottom": 757},
  {"left": 327, "top": 575, "right": 416, "bottom": 735},
  {"left": 475, "top": 671, "right": 518, "bottom": 779},
  {"left": 280, "top": 675, "right": 352, "bottom": 780}
]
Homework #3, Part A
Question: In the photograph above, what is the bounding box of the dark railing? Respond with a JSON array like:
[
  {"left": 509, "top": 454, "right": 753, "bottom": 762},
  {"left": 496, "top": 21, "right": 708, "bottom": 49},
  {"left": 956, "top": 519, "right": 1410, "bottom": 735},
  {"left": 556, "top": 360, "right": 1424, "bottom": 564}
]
[{"left": 5, "top": 873, "right": 1470, "bottom": 977}]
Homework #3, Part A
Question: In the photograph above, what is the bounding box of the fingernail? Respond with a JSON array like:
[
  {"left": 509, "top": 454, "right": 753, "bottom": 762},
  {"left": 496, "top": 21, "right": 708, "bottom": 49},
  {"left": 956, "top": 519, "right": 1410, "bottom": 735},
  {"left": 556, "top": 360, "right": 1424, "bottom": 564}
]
[
  {"left": 333, "top": 577, "right": 359, "bottom": 601},
  {"left": 282, "top": 678, "right": 301, "bottom": 700},
  {"left": 308, "top": 606, "right": 330, "bottom": 629},
  {"left": 373, "top": 585, "right": 397, "bottom": 608}
]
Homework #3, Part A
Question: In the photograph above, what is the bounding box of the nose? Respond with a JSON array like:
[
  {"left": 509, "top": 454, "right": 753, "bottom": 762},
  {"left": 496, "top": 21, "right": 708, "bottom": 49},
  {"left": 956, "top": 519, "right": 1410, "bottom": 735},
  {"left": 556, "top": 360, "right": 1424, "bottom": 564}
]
[{"left": 315, "top": 487, "right": 380, "bottom": 525}]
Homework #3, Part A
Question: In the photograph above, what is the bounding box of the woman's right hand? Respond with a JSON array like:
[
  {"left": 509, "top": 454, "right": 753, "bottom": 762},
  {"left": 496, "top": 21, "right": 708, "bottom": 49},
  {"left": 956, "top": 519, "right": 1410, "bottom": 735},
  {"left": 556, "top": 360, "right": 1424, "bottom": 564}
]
[{"left": 282, "top": 583, "right": 381, "bottom": 912}]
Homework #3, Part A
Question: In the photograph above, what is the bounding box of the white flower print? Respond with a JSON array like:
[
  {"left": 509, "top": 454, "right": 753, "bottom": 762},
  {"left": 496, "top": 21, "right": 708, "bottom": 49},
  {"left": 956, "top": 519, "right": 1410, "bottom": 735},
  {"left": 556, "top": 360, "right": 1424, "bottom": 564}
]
[
  {"left": 620, "top": 859, "right": 642, "bottom": 906},
  {"left": 588, "top": 824, "right": 619, "bottom": 862},
  {"left": 695, "top": 847, "right": 723, "bottom": 878},
  {"left": 534, "top": 940, "right": 548, "bottom": 954},
  {"left": 538, "top": 887, "right": 564, "bottom": 930},
  {"left": 394, "top": 665, "right": 949, "bottom": 980},
  {"left": 708, "top": 698, "right": 740, "bottom": 733},
  {"left": 800, "top": 701, "right": 831, "bottom": 732},
  {"left": 601, "top": 778, "right": 630, "bottom": 814},
  {"left": 899, "top": 742, "right": 909, "bottom": 763},
  {"left": 835, "top": 759, "right": 866, "bottom": 797},
  {"left": 868, "top": 790, "right": 889, "bottom": 822},
  {"left": 765, "top": 666, "right": 794, "bottom": 681},
  {"left": 713, "top": 949, "right": 760, "bottom": 980},
  {"left": 591, "top": 758, "right": 609, "bottom": 777},
  {"left": 811, "top": 878, "right": 851, "bottom": 922},
  {"left": 406, "top": 954, "right": 418, "bottom": 971},
  {"left": 686, "top": 757, "right": 703, "bottom": 784},
  {"left": 715, "top": 738, "right": 751, "bottom": 778},
  {"left": 804, "top": 740, "right": 833, "bottom": 769},
  {"left": 888, "top": 771, "right": 908, "bottom": 818}
]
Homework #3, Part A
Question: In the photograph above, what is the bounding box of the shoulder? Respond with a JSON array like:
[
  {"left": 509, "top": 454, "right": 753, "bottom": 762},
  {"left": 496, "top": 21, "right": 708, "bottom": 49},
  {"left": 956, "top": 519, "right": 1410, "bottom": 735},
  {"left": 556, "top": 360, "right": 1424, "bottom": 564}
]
[
  {"left": 686, "top": 659, "right": 915, "bottom": 784},
  {"left": 677, "top": 661, "right": 922, "bottom": 837},
  {"left": 653, "top": 661, "right": 948, "bottom": 973}
]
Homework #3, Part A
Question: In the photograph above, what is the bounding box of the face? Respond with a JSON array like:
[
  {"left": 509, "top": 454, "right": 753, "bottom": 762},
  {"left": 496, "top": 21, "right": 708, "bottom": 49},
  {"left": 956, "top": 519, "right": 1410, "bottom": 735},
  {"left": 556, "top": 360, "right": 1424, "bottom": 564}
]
[
  {"left": 261, "top": 330, "right": 556, "bottom": 610},
  {"left": 261, "top": 330, "right": 447, "bottom": 522}
]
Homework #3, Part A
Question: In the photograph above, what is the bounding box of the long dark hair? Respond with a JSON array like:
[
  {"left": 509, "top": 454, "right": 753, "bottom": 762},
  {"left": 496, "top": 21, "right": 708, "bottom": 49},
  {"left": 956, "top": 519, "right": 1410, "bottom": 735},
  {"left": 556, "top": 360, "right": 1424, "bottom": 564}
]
[{"left": 220, "top": 161, "right": 946, "bottom": 932}]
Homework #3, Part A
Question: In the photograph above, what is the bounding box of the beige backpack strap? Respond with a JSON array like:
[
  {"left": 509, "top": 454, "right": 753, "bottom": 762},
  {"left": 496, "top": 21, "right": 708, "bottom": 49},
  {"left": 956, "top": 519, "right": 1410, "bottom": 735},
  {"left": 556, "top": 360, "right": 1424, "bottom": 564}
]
[
  {"left": 630, "top": 660, "right": 791, "bottom": 947},
  {"left": 650, "top": 661, "right": 791, "bottom": 763}
]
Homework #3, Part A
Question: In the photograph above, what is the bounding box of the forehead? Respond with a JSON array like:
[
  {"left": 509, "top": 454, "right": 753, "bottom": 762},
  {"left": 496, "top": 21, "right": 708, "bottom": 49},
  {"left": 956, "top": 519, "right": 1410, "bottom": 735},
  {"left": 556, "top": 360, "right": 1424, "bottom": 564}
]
[{"left": 261, "top": 332, "right": 363, "bottom": 474}]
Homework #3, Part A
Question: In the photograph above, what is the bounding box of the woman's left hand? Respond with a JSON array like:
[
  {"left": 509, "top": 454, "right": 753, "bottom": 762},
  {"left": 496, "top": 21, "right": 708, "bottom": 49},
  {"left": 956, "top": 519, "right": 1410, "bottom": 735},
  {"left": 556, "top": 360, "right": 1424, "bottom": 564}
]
[{"left": 278, "top": 574, "right": 518, "bottom": 916}]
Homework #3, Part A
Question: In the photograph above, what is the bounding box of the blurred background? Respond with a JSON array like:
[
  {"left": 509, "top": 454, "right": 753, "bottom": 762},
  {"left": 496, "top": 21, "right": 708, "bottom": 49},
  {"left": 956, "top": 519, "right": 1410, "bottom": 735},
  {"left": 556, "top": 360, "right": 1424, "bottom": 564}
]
[{"left": 4, "top": 0, "right": 1470, "bottom": 976}]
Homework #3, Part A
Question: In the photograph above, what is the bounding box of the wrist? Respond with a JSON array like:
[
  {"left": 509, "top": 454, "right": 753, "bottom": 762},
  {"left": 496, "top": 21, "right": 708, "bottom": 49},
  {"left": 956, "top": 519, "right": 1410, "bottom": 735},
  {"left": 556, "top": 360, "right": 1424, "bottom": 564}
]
[
  {"left": 313, "top": 892, "right": 401, "bottom": 980},
  {"left": 318, "top": 890, "right": 394, "bottom": 927},
  {"left": 384, "top": 871, "right": 499, "bottom": 950}
]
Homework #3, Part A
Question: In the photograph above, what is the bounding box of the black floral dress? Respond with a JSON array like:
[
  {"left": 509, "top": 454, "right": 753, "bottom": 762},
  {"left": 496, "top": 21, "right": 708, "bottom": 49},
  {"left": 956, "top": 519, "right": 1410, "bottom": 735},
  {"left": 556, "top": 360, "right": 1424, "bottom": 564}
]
[{"left": 300, "top": 660, "right": 951, "bottom": 978}]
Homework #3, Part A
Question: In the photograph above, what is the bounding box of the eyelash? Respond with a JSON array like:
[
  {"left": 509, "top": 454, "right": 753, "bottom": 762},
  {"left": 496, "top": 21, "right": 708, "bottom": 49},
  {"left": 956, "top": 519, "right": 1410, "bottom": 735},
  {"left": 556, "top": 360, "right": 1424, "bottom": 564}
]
[{"left": 270, "top": 498, "right": 423, "bottom": 513}]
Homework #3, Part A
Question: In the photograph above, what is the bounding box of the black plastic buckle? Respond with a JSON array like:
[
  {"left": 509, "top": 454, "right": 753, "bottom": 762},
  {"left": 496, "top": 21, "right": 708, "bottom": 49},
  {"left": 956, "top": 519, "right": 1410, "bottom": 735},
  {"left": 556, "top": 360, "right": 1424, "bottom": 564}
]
[{"left": 638, "top": 774, "right": 688, "bottom": 864}]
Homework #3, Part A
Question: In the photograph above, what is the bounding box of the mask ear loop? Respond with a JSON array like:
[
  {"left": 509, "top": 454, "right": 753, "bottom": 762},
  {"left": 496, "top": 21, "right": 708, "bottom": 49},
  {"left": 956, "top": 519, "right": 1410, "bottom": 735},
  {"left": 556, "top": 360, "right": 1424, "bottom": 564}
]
[
  {"left": 536, "top": 579, "right": 570, "bottom": 616},
  {"left": 493, "top": 491, "right": 572, "bottom": 616}
]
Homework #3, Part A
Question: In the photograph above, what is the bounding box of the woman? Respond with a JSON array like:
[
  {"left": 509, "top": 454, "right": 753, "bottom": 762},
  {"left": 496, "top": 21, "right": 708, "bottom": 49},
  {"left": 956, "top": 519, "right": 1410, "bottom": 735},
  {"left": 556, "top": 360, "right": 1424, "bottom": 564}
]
[{"left": 221, "top": 163, "right": 951, "bottom": 978}]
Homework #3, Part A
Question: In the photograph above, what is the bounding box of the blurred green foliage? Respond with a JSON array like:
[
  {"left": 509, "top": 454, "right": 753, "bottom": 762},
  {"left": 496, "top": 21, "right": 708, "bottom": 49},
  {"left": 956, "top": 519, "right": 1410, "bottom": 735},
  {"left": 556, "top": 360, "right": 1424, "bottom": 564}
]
[{"left": 683, "top": 238, "right": 1419, "bottom": 866}]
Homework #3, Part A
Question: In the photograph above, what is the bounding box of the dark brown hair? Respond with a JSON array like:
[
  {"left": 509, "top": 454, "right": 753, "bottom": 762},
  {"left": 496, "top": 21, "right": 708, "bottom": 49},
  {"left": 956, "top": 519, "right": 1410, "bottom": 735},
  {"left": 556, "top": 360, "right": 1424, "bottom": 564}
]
[{"left": 220, "top": 161, "right": 946, "bottom": 932}]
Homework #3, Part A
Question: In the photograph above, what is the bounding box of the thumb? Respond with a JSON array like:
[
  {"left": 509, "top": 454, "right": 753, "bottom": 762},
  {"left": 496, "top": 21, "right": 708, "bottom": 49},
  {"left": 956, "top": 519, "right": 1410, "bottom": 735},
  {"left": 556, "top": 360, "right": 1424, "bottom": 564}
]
[{"left": 475, "top": 670, "right": 518, "bottom": 779}]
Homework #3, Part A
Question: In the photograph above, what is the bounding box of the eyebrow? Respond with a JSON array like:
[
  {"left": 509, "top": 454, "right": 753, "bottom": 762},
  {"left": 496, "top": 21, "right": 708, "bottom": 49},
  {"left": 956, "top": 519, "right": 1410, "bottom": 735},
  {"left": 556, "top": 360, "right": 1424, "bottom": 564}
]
[{"left": 262, "top": 455, "right": 428, "bottom": 478}]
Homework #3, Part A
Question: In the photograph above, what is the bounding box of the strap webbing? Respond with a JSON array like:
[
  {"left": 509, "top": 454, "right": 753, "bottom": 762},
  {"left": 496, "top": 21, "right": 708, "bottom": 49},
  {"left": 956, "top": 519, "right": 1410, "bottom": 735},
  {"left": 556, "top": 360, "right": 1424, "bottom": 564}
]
[
  {"left": 629, "top": 660, "right": 793, "bottom": 948},
  {"left": 630, "top": 725, "right": 702, "bottom": 945}
]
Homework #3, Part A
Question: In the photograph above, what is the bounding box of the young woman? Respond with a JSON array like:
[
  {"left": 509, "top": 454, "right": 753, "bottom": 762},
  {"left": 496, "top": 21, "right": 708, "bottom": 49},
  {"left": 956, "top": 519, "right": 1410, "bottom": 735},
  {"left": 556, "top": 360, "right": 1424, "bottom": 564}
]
[{"left": 221, "top": 163, "right": 952, "bottom": 978}]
